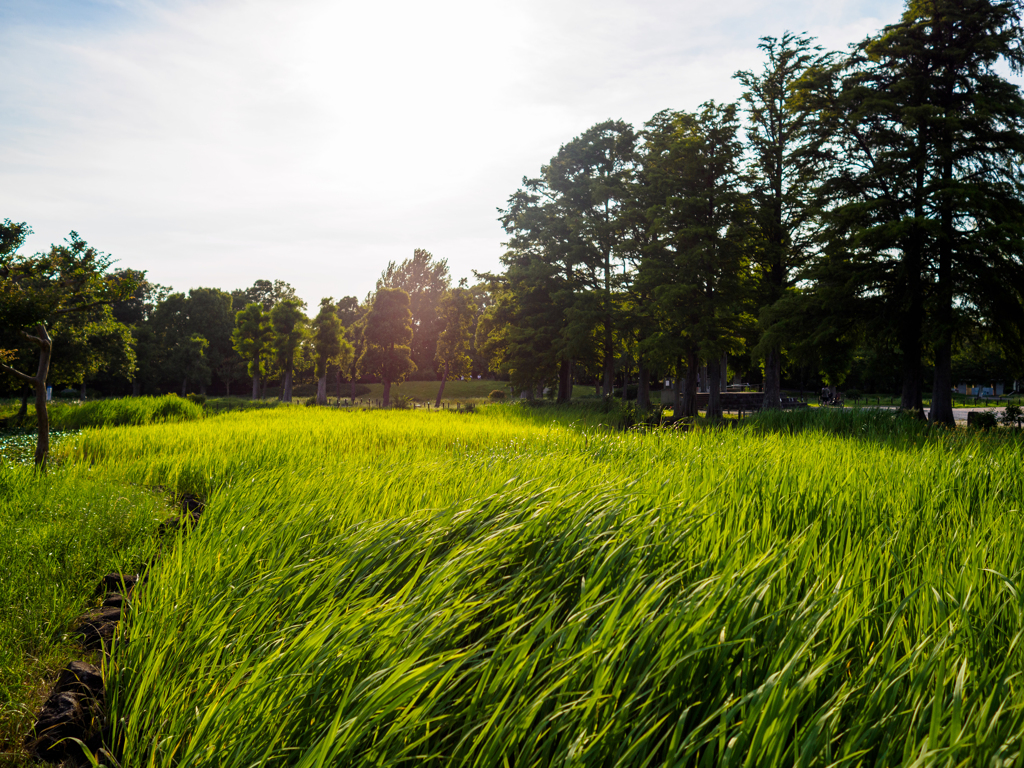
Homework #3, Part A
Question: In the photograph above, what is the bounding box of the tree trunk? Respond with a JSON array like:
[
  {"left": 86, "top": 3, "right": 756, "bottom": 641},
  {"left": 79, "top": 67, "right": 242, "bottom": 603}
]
[
  {"left": 900, "top": 158, "right": 926, "bottom": 418},
  {"left": 557, "top": 359, "right": 572, "bottom": 404},
  {"left": 683, "top": 351, "right": 699, "bottom": 418},
  {"left": 382, "top": 378, "right": 392, "bottom": 407},
  {"left": 435, "top": 361, "right": 448, "bottom": 408},
  {"left": 200, "top": 382, "right": 206, "bottom": 396},
  {"left": 707, "top": 356, "right": 723, "bottom": 418},
  {"left": 34, "top": 377, "right": 50, "bottom": 466},
  {"left": 225, "top": 378, "right": 231, "bottom": 398},
  {"left": 930, "top": 137, "right": 956, "bottom": 426},
  {"left": 251, "top": 371, "right": 260, "bottom": 401},
  {"left": 283, "top": 369, "right": 293, "bottom": 403},
  {"left": 762, "top": 346, "right": 782, "bottom": 410},
  {"left": 602, "top": 336, "right": 614, "bottom": 398},
  {"left": 181, "top": 377, "right": 188, "bottom": 397},
  {"left": 672, "top": 362, "right": 683, "bottom": 418},
  {"left": 637, "top": 359, "right": 650, "bottom": 411},
  {"left": 16, "top": 324, "right": 55, "bottom": 467},
  {"left": 351, "top": 378, "right": 357, "bottom": 402},
  {"left": 316, "top": 375, "right": 327, "bottom": 405},
  {"left": 336, "top": 370, "right": 342, "bottom": 401},
  {"left": 80, "top": 382, "right": 87, "bottom": 400},
  {"left": 132, "top": 379, "right": 141, "bottom": 397}
]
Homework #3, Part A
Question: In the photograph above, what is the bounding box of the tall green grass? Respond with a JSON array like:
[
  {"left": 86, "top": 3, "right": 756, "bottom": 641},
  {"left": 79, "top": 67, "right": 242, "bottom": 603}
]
[
  {"left": 1, "top": 394, "right": 204, "bottom": 431},
  {"left": 0, "top": 460, "right": 167, "bottom": 759},
  {"left": 61, "top": 407, "right": 1024, "bottom": 766}
]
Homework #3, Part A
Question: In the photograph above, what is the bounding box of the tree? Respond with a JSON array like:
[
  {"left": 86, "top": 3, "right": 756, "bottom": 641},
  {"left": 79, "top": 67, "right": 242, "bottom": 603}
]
[
  {"left": 360, "top": 288, "right": 415, "bottom": 407},
  {"left": 644, "top": 104, "right": 751, "bottom": 418},
  {"left": 311, "top": 298, "right": 353, "bottom": 405},
  {"left": 336, "top": 297, "right": 367, "bottom": 401},
  {"left": 815, "top": 0, "right": 1024, "bottom": 422},
  {"left": 541, "top": 120, "right": 637, "bottom": 397},
  {"left": 270, "top": 298, "right": 308, "bottom": 402},
  {"left": 735, "top": 33, "right": 835, "bottom": 410},
  {"left": 0, "top": 225, "right": 137, "bottom": 465},
  {"left": 169, "top": 334, "right": 211, "bottom": 396},
  {"left": 434, "top": 288, "right": 478, "bottom": 406},
  {"left": 231, "top": 303, "right": 274, "bottom": 400},
  {"left": 377, "top": 250, "right": 450, "bottom": 375}
]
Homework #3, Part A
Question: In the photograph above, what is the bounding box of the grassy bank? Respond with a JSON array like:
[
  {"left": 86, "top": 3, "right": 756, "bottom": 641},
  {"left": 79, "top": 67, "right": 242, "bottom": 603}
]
[{"left": 50, "top": 405, "right": 1024, "bottom": 766}]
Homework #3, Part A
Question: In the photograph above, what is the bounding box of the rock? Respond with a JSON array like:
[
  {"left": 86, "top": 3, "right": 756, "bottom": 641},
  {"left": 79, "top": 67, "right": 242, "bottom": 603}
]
[
  {"left": 54, "top": 661, "right": 104, "bottom": 700},
  {"left": 180, "top": 493, "right": 205, "bottom": 515},
  {"left": 73, "top": 606, "right": 122, "bottom": 649},
  {"left": 102, "top": 592, "right": 129, "bottom": 610},
  {"left": 95, "top": 573, "right": 139, "bottom": 596},
  {"left": 25, "top": 690, "right": 102, "bottom": 763}
]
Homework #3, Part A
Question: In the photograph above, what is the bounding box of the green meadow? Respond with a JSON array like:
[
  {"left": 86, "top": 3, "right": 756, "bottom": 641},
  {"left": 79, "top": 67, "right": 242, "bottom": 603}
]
[{"left": 3, "top": 403, "right": 1024, "bottom": 765}]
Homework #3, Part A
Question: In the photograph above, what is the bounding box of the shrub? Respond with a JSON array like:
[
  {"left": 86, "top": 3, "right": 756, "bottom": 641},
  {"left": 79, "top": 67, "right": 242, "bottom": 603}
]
[
  {"left": 305, "top": 397, "right": 321, "bottom": 407},
  {"left": 391, "top": 395, "right": 413, "bottom": 410},
  {"left": 187, "top": 394, "right": 207, "bottom": 407},
  {"left": 969, "top": 410, "right": 998, "bottom": 430},
  {"left": 845, "top": 389, "right": 862, "bottom": 400},
  {"left": 489, "top": 390, "right": 507, "bottom": 401},
  {"left": 1002, "top": 404, "right": 1022, "bottom": 427},
  {"left": 56, "top": 388, "right": 79, "bottom": 400}
]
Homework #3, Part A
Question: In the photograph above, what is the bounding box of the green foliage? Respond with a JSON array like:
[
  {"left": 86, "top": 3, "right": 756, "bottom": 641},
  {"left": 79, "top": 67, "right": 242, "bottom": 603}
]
[
  {"left": 970, "top": 410, "right": 999, "bottom": 430},
  {"left": 231, "top": 303, "right": 273, "bottom": 398},
  {"left": 377, "top": 249, "right": 450, "bottom": 373},
  {"left": 390, "top": 393, "right": 413, "bottom": 409},
  {"left": 1002, "top": 404, "right": 1023, "bottom": 427},
  {"left": 186, "top": 393, "right": 206, "bottom": 407},
  {"left": 360, "top": 287, "right": 416, "bottom": 392},
  {"left": 488, "top": 389, "right": 506, "bottom": 400}
]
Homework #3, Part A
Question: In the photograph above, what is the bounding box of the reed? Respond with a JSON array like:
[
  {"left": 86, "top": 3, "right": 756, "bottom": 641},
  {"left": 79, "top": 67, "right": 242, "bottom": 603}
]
[{"left": 52, "top": 408, "right": 1024, "bottom": 765}]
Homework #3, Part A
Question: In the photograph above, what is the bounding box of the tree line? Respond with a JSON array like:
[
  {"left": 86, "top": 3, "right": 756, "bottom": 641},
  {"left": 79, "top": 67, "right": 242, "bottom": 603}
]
[
  {"left": 479, "top": 0, "right": 1024, "bottom": 425},
  {"left": 0, "top": 237, "right": 490, "bottom": 425}
]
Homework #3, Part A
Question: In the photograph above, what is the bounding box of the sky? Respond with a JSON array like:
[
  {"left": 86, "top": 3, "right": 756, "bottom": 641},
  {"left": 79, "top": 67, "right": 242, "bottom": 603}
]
[{"left": 0, "top": 0, "right": 908, "bottom": 307}]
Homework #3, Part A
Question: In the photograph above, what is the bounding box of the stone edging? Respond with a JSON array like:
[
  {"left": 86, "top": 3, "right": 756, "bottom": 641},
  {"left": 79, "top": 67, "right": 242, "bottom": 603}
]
[{"left": 23, "top": 493, "right": 205, "bottom": 766}]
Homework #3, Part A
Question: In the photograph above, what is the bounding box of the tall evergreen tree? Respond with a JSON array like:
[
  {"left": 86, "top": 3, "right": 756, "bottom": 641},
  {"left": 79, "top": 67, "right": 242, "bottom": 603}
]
[
  {"left": 735, "top": 33, "right": 835, "bottom": 410},
  {"left": 814, "top": 0, "right": 1024, "bottom": 421}
]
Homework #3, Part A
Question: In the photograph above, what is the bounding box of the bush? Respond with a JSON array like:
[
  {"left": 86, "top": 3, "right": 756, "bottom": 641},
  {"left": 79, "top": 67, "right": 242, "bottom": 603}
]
[
  {"left": 56, "top": 388, "right": 79, "bottom": 400},
  {"left": 968, "top": 410, "right": 998, "bottom": 430},
  {"left": 187, "top": 394, "right": 207, "bottom": 407},
  {"left": 1002, "top": 404, "right": 1022, "bottom": 427},
  {"left": 489, "top": 390, "right": 507, "bottom": 401},
  {"left": 391, "top": 394, "right": 413, "bottom": 410},
  {"left": 305, "top": 396, "right": 322, "bottom": 407},
  {"left": 845, "top": 389, "right": 862, "bottom": 400}
]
